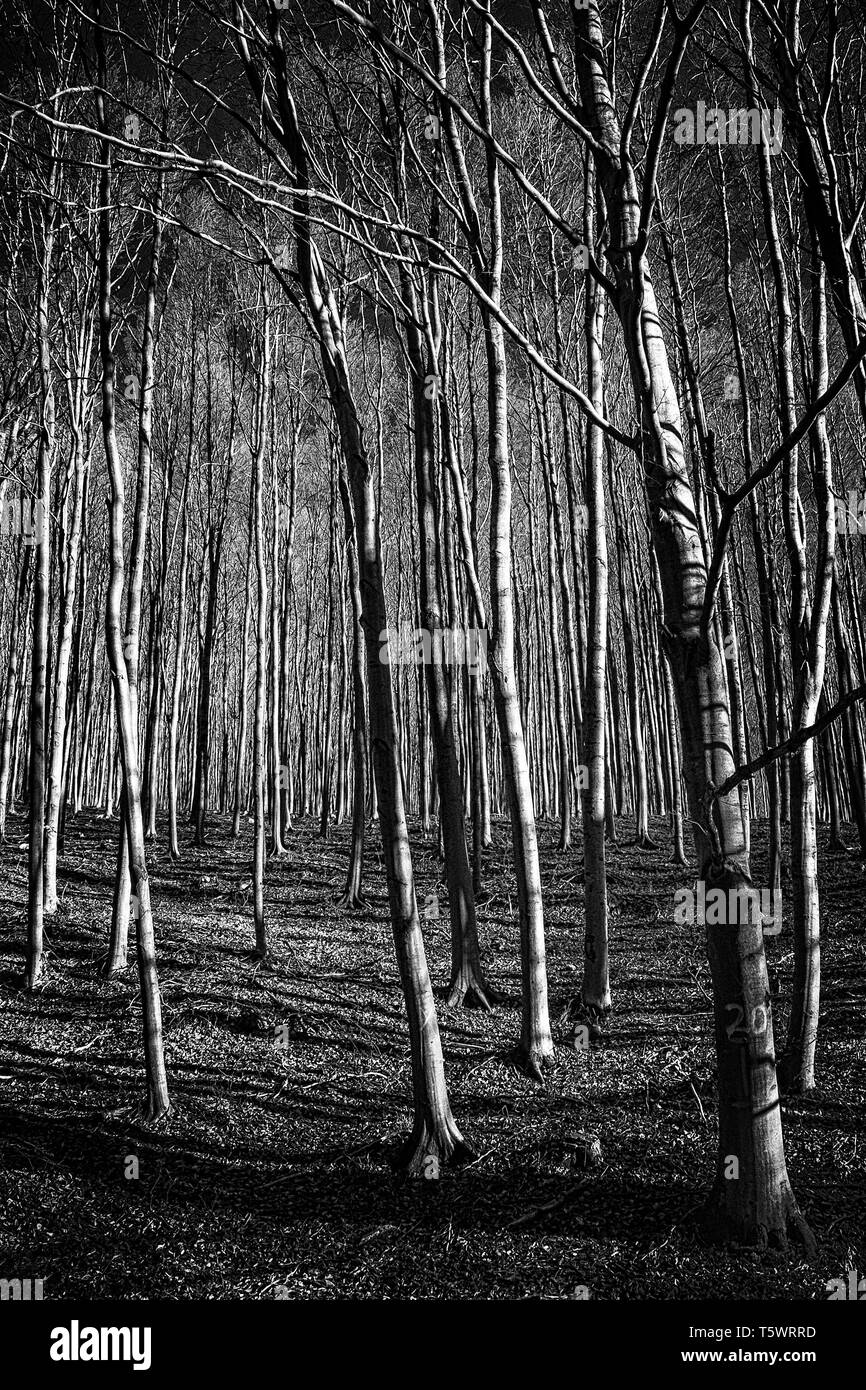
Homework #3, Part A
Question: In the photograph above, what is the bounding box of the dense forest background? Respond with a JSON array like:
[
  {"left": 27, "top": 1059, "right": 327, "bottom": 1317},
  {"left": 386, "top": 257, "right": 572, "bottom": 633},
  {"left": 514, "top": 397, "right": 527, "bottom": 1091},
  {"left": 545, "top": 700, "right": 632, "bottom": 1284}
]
[{"left": 0, "top": 0, "right": 864, "bottom": 1301}]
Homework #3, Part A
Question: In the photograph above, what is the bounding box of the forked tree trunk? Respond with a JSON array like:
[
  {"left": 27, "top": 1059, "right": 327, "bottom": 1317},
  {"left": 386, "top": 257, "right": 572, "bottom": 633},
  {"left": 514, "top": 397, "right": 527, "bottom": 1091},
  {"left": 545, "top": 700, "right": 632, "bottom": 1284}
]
[
  {"left": 105, "top": 173, "right": 165, "bottom": 974},
  {"left": 574, "top": 0, "right": 811, "bottom": 1248},
  {"left": 95, "top": 7, "right": 169, "bottom": 1116}
]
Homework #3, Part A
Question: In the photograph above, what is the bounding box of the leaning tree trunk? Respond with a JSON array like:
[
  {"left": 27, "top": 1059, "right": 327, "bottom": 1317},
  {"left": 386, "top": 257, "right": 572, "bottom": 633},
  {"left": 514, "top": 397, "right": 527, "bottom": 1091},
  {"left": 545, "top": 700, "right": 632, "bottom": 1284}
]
[
  {"left": 105, "top": 173, "right": 165, "bottom": 974},
  {"left": 233, "top": 8, "right": 471, "bottom": 1165},
  {"left": 573, "top": 0, "right": 811, "bottom": 1248},
  {"left": 95, "top": 11, "right": 169, "bottom": 1116}
]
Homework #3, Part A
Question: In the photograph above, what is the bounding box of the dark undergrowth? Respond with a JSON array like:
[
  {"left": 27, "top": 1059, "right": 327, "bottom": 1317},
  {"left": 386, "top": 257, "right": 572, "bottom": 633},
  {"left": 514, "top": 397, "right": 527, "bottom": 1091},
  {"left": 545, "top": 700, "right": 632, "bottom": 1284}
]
[{"left": 0, "top": 808, "right": 863, "bottom": 1299}]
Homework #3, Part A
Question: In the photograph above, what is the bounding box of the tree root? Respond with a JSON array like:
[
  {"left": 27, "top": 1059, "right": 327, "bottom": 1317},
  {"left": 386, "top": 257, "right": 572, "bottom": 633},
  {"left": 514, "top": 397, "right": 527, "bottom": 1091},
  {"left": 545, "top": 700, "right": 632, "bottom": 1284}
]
[
  {"left": 141, "top": 1096, "right": 172, "bottom": 1124},
  {"left": 102, "top": 958, "right": 130, "bottom": 978},
  {"left": 23, "top": 963, "right": 45, "bottom": 991},
  {"left": 446, "top": 971, "right": 502, "bottom": 1010},
  {"left": 699, "top": 1180, "right": 817, "bottom": 1259},
  {"left": 336, "top": 890, "right": 367, "bottom": 911},
  {"left": 512, "top": 1040, "right": 555, "bottom": 1082},
  {"left": 777, "top": 1052, "right": 817, "bottom": 1097},
  {"left": 565, "top": 999, "right": 609, "bottom": 1043},
  {"left": 391, "top": 1116, "right": 475, "bottom": 1176}
]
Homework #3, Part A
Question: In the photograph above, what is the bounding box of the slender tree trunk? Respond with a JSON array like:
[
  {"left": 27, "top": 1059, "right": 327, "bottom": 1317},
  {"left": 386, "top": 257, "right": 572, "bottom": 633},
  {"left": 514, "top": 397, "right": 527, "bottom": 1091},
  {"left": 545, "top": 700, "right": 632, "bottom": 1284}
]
[
  {"left": 252, "top": 294, "right": 270, "bottom": 959},
  {"left": 577, "top": 164, "right": 611, "bottom": 1024},
  {"left": 336, "top": 471, "right": 367, "bottom": 908},
  {"left": 26, "top": 143, "right": 58, "bottom": 989},
  {"left": 95, "top": 9, "right": 169, "bottom": 1115},
  {"left": 0, "top": 542, "right": 32, "bottom": 842}
]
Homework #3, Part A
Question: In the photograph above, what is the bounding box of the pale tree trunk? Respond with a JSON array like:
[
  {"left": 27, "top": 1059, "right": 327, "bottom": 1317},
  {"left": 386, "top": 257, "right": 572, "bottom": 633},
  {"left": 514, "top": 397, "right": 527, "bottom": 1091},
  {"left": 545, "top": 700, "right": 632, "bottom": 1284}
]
[
  {"left": 95, "top": 8, "right": 169, "bottom": 1116},
  {"left": 831, "top": 573, "right": 866, "bottom": 852},
  {"left": 105, "top": 173, "right": 165, "bottom": 974},
  {"left": 26, "top": 139, "right": 58, "bottom": 989},
  {"left": 779, "top": 253, "right": 835, "bottom": 1092},
  {"left": 0, "top": 541, "right": 32, "bottom": 842},
  {"left": 660, "top": 214, "right": 751, "bottom": 856},
  {"left": 251, "top": 291, "right": 269, "bottom": 960},
  {"left": 234, "top": 10, "right": 470, "bottom": 1166},
  {"left": 466, "top": 8, "right": 553, "bottom": 1071},
  {"left": 269, "top": 433, "right": 286, "bottom": 855},
  {"left": 746, "top": 19, "right": 828, "bottom": 1095},
  {"left": 609, "top": 468, "right": 653, "bottom": 847},
  {"left": 143, "top": 400, "right": 182, "bottom": 840},
  {"left": 394, "top": 225, "right": 494, "bottom": 1007},
  {"left": 459, "top": 321, "right": 492, "bottom": 857},
  {"left": 43, "top": 311, "right": 92, "bottom": 914},
  {"left": 190, "top": 330, "right": 234, "bottom": 847},
  {"left": 533, "top": 377, "right": 572, "bottom": 851},
  {"left": 547, "top": 228, "right": 586, "bottom": 772},
  {"left": 486, "top": 313, "right": 552, "bottom": 1074},
  {"left": 416, "top": 354, "right": 494, "bottom": 1009},
  {"left": 318, "top": 462, "right": 337, "bottom": 842},
  {"left": 279, "top": 429, "right": 298, "bottom": 831},
  {"left": 577, "top": 160, "right": 611, "bottom": 1024},
  {"left": 168, "top": 475, "right": 190, "bottom": 862},
  {"left": 232, "top": 472, "right": 255, "bottom": 839},
  {"left": 573, "top": 0, "right": 810, "bottom": 1247},
  {"left": 336, "top": 470, "right": 367, "bottom": 908}
]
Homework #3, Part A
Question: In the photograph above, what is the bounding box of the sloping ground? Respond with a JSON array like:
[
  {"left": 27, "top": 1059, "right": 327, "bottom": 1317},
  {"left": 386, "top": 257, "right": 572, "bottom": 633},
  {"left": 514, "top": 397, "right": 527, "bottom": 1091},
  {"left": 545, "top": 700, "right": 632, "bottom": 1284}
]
[{"left": 0, "top": 809, "right": 863, "bottom": 1300}]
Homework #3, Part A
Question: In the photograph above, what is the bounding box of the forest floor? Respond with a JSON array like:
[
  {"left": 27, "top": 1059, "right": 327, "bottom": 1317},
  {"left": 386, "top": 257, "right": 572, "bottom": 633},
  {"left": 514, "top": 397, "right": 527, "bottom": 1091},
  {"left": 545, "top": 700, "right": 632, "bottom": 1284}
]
[{"left": 0, "top": 809, "right": 863, "bottom": 1301}]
